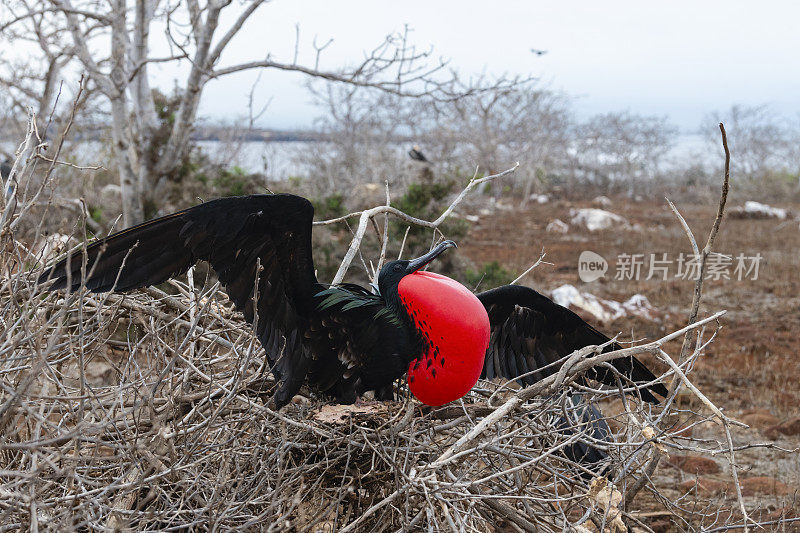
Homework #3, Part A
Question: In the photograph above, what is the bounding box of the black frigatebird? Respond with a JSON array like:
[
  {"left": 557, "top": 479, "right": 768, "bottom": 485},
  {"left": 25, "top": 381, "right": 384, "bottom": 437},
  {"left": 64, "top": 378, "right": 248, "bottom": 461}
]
[
  {"left": 408, "top": 145, "right": 428, "bottom": 163},
  {"left": 38, "top": 194, "right": 667, "bottom": 411}
]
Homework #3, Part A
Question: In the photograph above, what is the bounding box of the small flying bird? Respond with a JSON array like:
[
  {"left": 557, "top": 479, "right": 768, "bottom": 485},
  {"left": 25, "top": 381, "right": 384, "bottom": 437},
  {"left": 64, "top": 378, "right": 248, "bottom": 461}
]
[
  {"left": 408, "top": 145, "right": 428, "bottom": 163},
  {"left": 38, "top": 194, "right": 666, "bottom": 412}
]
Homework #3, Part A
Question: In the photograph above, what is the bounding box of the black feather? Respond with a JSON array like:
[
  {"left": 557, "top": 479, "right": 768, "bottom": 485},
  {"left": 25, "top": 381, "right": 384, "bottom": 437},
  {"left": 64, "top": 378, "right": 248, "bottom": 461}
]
[
  {"left": 39, "top": 195, "right": 416, "bottom": 409},
  {"left": 478, "top": 284, "right": 667, "bottom": 403}
]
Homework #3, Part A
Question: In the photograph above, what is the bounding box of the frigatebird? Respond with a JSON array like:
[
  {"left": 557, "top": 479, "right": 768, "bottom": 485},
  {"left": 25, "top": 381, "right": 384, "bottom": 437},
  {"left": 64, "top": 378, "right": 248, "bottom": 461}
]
[
  {"left": 408, "top": 145, "right": 428, "bottom": 163},
  {"left": 38, "top": 194, "right": 667, "bottom": 411}
]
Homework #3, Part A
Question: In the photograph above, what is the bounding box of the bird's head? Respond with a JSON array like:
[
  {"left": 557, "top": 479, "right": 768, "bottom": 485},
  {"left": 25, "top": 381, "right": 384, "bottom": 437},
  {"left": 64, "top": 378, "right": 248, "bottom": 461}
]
[
  {"left": 379, "top": 240, "right": 491, "bottom": 407},
  {"left": 377, "top": 240, "right": 457, "bottom": 299}
]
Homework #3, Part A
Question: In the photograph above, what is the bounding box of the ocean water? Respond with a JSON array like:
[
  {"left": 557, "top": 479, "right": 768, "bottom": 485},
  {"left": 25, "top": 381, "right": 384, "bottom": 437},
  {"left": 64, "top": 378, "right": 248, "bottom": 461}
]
[{"left": 1, "top": 133, "right": 714, "bottom": 182}]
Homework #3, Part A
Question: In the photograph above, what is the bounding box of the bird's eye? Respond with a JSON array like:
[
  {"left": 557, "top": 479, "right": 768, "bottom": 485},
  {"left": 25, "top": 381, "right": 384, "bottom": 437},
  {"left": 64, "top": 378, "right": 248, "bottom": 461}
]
[{"left": 393, "top": 264, "right": 403, "bottom": 272}]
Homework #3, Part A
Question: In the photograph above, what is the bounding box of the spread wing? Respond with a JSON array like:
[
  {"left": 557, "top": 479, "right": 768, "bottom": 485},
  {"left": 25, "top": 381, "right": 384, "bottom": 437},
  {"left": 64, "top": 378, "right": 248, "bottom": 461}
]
[
  {"left": 38, "top": 194, "right": 321, "bottom": 406},
  {"left": 477, "top": 285, "right": 667, "bottom": 403}
]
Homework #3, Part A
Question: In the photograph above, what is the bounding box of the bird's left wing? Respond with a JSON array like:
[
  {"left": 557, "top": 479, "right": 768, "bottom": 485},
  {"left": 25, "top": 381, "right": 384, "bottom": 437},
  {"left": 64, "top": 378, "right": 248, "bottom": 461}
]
[
  {"left": 38, "top": 194, "right": 321, "bottom": 406},
  {"left": 477, "top": 284, "right": 667, "bottom": 403}
]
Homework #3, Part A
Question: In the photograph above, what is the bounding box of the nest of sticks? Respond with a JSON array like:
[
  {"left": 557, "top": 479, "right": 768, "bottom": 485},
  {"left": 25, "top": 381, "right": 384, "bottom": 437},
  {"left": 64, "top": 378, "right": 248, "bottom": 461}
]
[{"left": 1, "top": 247, "right": 710, "bottom": 532}]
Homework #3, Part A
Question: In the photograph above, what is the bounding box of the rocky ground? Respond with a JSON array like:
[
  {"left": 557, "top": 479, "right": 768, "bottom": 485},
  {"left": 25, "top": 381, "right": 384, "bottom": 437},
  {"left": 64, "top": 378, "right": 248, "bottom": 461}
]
[{"left": 459, "top": 193, "right": 800, "bottom": 531}]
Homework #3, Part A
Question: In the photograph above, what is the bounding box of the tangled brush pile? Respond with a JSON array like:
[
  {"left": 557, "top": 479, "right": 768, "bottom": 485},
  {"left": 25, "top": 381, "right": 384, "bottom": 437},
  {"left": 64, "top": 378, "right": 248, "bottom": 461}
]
[{"left": 1, "top": 251, "right": 697, "bottom": 531}]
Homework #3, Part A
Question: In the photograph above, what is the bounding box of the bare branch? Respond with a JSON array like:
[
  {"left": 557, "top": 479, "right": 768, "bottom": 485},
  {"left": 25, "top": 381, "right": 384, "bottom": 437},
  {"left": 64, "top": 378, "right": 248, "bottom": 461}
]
[{"left": 329, "top": 163, "right": 519, "bottom": 284}]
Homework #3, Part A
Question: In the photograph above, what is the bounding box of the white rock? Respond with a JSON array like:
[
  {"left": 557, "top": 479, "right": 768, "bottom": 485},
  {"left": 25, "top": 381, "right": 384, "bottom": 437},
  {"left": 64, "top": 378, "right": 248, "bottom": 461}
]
[
  {"left": 622, "top": 294, "right": 658, "bottom": 321},
  {"left": 550, "top": 284, "right": 580, "bottom": 309},
  {"left": 529, "top": 193, "right": 550, "bottom": 204},
  {"left": 592, "top": 195, "right": 612, "bottom": 207},
  {"left": 546, "top": 218, "right": 569, "bottom": 233},
  {"left": 743, "top": 201, "right": 787, "bottom": 219},
  {"left": 552, "top": 284, "right": 625, "bottom": 323},
  {"left": 551, "top": 284, "right": 659, "bottom": 324},
  {"left": 569, "top": 208, "right": 630, "bottom": 232}
]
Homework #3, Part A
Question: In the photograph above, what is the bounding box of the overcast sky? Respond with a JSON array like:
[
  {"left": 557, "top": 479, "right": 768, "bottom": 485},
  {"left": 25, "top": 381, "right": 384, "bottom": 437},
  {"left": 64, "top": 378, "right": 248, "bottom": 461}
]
[{"left": 153, "top": 1, "right": 800, "bottom": 132}]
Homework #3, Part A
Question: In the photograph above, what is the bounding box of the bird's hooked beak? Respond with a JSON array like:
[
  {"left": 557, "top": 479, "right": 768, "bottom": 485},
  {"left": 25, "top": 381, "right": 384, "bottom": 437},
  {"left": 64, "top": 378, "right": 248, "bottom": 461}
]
[{"left": 406, "top": 240, "right": 457, "bottom": 274}]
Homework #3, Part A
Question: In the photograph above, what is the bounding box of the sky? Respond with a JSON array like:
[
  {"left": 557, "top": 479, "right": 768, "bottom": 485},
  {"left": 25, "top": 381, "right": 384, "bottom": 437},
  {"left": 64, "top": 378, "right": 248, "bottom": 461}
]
[{"left": 146, "top": 1, "right": 800, "bottom": 132}]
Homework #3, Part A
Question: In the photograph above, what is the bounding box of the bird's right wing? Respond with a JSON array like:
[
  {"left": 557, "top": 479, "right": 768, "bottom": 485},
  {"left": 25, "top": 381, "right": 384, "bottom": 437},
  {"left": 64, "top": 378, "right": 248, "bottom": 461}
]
[
  {"left": 477, "top": 284, "right": 667, "bottom": 403},
  {"left": 38, "top": 194, "right": 321, "bottom": 406}
]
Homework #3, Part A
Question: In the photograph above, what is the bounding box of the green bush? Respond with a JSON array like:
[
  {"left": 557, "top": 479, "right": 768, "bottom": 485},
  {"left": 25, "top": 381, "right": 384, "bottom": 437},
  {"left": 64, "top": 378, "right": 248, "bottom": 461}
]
[
  {"left": 213, "top": 166, "right": 251, "bottom": 197},
  {"left": 88, "top": 206, "right": 103, "bottom": 224},
  {"left": 391, "top": 180, "right": 466, "bottom": 241},
  {"left": 311, "top": 193, "right": 347, "bottom": 219},
  {"left": 393, "top": 181, "right": 454, "bottom": 215},
  {"left": 465, "top": 261, "right": 512, "bottom": 290}
]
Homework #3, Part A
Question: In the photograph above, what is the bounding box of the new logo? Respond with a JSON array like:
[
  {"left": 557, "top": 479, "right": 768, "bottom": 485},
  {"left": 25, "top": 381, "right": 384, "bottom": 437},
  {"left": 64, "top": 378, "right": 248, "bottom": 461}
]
[{"left": 578, "top": 251, "right": 608, "bottom": 283}]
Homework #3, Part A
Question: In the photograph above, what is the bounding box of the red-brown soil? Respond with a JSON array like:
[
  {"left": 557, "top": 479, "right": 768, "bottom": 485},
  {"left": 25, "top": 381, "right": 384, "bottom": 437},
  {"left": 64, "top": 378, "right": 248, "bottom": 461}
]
[{"left": 459, "top": 194, "right": 800, "bottom": 529}]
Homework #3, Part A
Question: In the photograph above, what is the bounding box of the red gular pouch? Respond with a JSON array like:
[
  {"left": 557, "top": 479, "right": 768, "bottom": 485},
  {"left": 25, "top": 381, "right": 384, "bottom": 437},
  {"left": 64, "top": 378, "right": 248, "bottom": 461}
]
[{"left": 400, "top": 271, "right": 490, "bottom": 406}]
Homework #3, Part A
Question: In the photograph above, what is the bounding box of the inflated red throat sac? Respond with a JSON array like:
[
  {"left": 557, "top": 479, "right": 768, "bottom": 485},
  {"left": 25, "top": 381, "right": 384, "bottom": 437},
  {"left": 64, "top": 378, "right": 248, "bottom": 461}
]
[{"left": 399, "top": 271, "right": 491, "bottom": 406}]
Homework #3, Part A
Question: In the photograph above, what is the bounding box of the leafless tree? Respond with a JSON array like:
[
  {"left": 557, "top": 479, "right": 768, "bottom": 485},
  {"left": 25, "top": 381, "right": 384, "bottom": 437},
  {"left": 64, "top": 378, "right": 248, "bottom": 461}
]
[
  {"left": 298, "top": 80, "right": 572, "bottom": 202},
  {"left": 424, "top": 84, "right": 573, "bottom": 200},
  {"left": 572, "top": 111, "right": 677, "bottom": 197},
  {"left": 704, "top": 105, "right": 796, "bottom": 186},
  {"left": 302, "top": 86, "right": 686, "bottom": 202},
  {"left": 0, "top": 3, "right": 518, "bottom": 226},
  {"left": 0, "top": 1, "right": 96, "bottom": 140},
  {"left": 297, "top": 82, "right": 415, "bottom": 195}
]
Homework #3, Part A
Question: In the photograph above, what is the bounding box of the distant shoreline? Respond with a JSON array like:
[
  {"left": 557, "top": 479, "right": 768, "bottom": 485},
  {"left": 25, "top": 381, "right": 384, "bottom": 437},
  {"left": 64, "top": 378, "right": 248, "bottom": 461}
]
[{"left": 0, "top": 124, "right": 420, "bottom": 144}]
